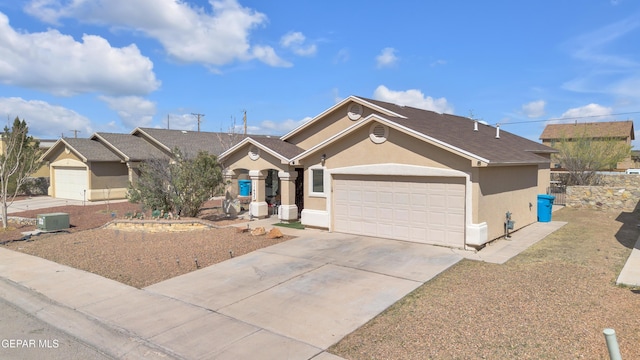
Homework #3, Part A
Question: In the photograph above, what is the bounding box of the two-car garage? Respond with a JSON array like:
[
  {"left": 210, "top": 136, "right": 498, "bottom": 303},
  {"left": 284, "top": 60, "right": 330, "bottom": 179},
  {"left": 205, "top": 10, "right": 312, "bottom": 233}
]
[{"left": 331, "top": 166, "right": 467, "bottom": 248}]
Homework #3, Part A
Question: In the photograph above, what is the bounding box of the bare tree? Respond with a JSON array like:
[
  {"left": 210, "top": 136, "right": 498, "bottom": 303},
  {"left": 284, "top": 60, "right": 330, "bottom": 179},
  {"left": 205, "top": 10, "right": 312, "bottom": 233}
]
[
  {"left": 554, "top": 131, "right": 631, "bottom": 185},
  {"left": 0, "top": 118, "right": 43, "bottom": 228}
]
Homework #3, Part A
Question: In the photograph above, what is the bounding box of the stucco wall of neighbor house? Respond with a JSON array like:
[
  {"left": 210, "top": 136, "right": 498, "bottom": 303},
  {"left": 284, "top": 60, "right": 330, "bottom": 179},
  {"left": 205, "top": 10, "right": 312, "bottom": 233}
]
[
  {"left": 566, "top": 174, "right": 640, "bottom": 210},
  {"left": 286, "top": 102, "right": 380, "bottom": 150},
  {"left": 476, "top": 165, "right": 540, "bottom": 241},
  {"left": 86, "top": 162, "right": 129, "bottom": 200}
]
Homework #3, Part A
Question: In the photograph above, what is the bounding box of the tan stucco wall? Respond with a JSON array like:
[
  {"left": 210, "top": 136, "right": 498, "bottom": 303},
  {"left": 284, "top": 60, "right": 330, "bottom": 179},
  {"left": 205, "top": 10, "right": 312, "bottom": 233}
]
[
  {"left": 287, "top": 102, "right": 380, "bottom": 150},
  {"left": 301, "top": 125, "right": 473, "bottom": 213},
  {"left": 89, "top": 162, "right": 129, "bottom": 189},
  {"left": 222, "top": 143, "right": 288, "bottom": 173},
  {"left": 538, "top": 162, "right": 551, "bottom": 194},
  {"left": 311, "top": 124, "right": 471, "bottom": 170},
  {"left": 476, "top": 165, "right": 539, "bottom": 241}
]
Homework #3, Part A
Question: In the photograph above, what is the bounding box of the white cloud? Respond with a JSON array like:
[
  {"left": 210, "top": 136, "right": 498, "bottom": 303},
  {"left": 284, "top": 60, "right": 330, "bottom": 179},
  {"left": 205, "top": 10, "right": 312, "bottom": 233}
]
[
  {"left": 373, "top": 85, "right": 454, "bottom": 114},
  {"left": 0, "top": 97, "right": 92, "bottom": 138},
  {"left": 99, "top": 96, "right": 156, "bottom": 129},
  {"left": 560, "top": 103, "right": 613, "bottom": 118},
  {"left": 333, "top": 48, "right": 350, "bottom": 64},
  {"left": 376, "top": 47, "right": 399, "bottom": 68},
  {"left": 254, "top": 117, "right": 312, "bottom": 135},
  {"left": 430, "top": 59, "right": 447, "bottom": 67},
  {"left": 166, "top": 113, "right": 199, "bottom": 131},
  {"left": 562, "top": 15, "right": 640, "bottom": 101},
  {"left": 0, "top": 12, "right": 159, "bottom": 96},
  {"left": 560, "top": 103, "right": 613, "bottom": 121},
  {"left": 280, "top": 31, "right": 317, "bottom": 57},
  {"left": 522, "top": 100, "right": 546, "bottom": 118},
  {"left": 25, "top": 0, "right": 288, "bottom": 67},
  {"left": 252, "top": 46, "right": 292, "bottom": 67}
]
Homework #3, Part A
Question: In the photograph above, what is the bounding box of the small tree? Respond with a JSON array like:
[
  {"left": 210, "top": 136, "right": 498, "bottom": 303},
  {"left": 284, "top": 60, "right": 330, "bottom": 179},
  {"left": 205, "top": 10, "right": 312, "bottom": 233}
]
[
  {"left": 0, "top": 118, "right": 43, "bottom": 228},
  {"left": 554, "top": 131, "right": 631, "bottom": 185},
  {"left": 128, "top": 148, "right": 223, "bottom": 217}
]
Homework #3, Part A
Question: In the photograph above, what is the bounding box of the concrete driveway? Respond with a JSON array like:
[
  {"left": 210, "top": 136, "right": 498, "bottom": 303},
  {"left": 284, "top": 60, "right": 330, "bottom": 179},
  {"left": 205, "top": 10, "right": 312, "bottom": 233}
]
[
  {"left": 144, "top": 233, "right": 464, "bottom": 356},
  {"left": 7, "top": 196, "right": 85, "bottom": 214}
]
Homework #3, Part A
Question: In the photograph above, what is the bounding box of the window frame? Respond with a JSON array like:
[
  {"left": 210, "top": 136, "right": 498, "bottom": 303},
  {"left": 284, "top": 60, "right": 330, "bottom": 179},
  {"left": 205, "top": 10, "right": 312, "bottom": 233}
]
[{"left": 309, "top": 165, "right": 326, "bottom": 198}]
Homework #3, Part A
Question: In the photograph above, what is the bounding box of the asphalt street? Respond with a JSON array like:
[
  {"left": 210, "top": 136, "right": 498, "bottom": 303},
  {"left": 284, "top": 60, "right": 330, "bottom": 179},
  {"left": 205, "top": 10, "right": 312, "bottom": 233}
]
[{"left": 0, "top": 296, "right": 113, "bottom": 360}]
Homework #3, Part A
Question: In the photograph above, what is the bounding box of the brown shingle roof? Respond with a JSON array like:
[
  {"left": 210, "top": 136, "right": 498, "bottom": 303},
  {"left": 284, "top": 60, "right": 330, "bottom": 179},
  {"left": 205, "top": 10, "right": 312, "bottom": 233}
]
[
  {"left": 357, "top": 97, "right": 555, "bottom": 164},
  {"left": 135, "top": 128, "right": 244, "bottom": 156},
  {"left": 62, "top": 138, "right": 121, "bottom": 162},
  {"left": 93, "top": 132, "right": 167, "bottom": 161},
  {"left": 539, "top": 121, "right": 635, "bottom": 140},
  {"left": 249, "top": 136, "right": 305, "bottom": 159}
]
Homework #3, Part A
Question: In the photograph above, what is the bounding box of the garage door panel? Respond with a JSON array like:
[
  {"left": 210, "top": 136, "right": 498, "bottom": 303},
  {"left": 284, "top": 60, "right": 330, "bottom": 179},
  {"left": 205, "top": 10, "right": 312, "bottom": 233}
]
[
  {"left": 54, "top": 167, "right": 87, "bottom": 201},
  {"left": 333, "top": 176, "right": 465, "bottom": 247}
]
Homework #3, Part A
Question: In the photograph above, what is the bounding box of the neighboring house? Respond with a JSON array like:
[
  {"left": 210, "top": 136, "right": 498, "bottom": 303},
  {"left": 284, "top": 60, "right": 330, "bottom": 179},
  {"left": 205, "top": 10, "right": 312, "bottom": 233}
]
[
  {"left": 0, "top": 137, "right": 55, "bottom": 178},
  {"left": 540, "top": 121, "right": 635, "bottom": 170},
  {"left": 40, "top": 128, "right": 245, "bottom": 201},
  {"left": 219, "top": 96, "right": 556, "bottom": 249}
]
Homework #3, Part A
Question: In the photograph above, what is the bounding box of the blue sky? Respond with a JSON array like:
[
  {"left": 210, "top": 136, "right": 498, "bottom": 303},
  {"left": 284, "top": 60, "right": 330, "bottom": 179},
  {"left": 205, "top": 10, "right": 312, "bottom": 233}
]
[{"left": 0, "top": 0, "right": 639, "bottom": 147}]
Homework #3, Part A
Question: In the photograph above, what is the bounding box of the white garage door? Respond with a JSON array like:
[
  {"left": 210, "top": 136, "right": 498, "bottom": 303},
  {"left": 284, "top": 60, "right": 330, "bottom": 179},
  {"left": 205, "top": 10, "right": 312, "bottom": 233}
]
[
  {"left": 54, "top": 167, "right": 88, "bottom": 200},
  {"left": 333, "top": 176, "right": 465, "bottom": 247}
]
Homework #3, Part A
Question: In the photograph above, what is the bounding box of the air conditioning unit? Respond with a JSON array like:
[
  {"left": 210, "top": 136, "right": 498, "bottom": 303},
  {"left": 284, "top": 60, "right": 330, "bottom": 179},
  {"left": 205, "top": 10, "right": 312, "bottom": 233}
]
[{"left": 37, "top": 213, "right": 70, "bottom": 231}]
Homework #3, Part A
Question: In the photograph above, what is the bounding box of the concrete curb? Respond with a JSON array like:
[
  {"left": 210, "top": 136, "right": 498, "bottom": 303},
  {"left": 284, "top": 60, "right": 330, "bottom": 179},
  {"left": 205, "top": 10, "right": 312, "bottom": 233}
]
[{"left": 0, "top": 277, "right": 182, "bottom": 359}]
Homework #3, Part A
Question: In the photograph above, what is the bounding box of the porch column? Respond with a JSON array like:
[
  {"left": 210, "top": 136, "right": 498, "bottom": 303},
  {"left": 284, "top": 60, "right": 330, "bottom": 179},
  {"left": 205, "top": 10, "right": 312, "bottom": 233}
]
[
  {"left": 223, "top": 169, "right": 238, "bottom": 196},
  {"left": 249, "top": 170, "right": 268, "bottom": 218},
  {"left": 278, "top": 170, "right": 298, "bottom": 222}
]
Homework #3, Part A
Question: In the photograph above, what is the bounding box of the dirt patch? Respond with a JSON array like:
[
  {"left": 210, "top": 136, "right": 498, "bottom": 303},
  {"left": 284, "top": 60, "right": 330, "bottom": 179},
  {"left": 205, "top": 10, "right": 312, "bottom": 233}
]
[
  {"left": 1, "top": 198, "right": 291, "bottom": 288},
  {"left": 5, "top": 226, "right": 291, "bottom": 289},
  {"left": 330, "top": 208, "right": 640, "bottom": 359}
]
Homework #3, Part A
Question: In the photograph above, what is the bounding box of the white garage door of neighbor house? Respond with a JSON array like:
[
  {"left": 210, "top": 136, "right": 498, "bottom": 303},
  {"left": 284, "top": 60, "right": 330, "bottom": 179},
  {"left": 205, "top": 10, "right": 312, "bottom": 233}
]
[
  {"left": 54, "top": 167, "right": 88, "bottom": 200},
  {"left": 333, "top": 176, "right": 465, "bottom": 247}
]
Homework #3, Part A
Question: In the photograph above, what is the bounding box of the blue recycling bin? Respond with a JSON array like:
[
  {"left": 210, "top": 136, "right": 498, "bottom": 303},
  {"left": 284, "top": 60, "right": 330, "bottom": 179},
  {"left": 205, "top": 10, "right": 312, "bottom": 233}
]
[
  {"left": 537, "top": 194, "right": 555, "bottom": 222},
  {"left": 238, "top": 180, "right": 251, "bottom": 196}
]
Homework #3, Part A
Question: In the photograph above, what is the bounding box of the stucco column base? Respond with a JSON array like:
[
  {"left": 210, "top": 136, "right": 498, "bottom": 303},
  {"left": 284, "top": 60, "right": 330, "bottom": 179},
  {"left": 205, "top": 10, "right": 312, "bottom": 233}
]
[
  {"left": 278, "top": 204, "right": 298, "bottom": 222},
  {"left": 250, "top": 201, "right": 269, "bottom": 218}
]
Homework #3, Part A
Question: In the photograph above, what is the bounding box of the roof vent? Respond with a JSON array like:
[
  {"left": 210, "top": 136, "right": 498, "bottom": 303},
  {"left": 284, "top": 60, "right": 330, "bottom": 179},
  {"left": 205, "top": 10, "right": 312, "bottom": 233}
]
[
  {"left": 181, "top": 130, "right": 187, "bottom": 134},
  {"left": 474, "top": 121, "right": 478, "bottom": 132},
  {"left": 369, "top": 123, "right": 389, "bottom": 144},
  {"left": 347, "top": 103, "right": 363, "bottom": 120},
  {"left": 495, "top": 124, "right": 500, "bottom": 139},
  {"left": 248, "top": 146, "right": 260, "bottom": 160}
]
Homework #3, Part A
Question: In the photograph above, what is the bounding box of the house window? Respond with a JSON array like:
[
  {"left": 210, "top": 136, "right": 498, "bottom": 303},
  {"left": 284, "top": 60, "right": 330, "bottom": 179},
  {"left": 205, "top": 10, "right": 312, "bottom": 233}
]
[{"left": 310, "top": 167, "right": 325, "bottom": 197}]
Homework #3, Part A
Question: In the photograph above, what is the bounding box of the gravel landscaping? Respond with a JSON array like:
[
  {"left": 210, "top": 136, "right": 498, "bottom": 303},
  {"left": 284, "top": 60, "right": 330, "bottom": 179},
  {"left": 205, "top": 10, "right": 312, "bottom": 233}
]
[
  {"left": 330, "top": 208, "right": 640, "bottom": 359},
  {"left": 1, "top": 199, "right": 292, "bottom": 288}
]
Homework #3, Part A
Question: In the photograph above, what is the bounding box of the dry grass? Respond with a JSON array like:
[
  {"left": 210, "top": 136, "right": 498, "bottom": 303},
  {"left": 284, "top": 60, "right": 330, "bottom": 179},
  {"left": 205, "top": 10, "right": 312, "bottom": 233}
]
[{"left": 330, "top": 208, "right": 640, "bottom": 359}]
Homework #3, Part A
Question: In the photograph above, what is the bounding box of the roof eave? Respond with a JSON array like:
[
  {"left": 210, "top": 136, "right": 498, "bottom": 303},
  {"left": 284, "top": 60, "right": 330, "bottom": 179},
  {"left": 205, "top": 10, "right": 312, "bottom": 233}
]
[{"left": 280, "top": 95, "right": 407, "bottom": 141}]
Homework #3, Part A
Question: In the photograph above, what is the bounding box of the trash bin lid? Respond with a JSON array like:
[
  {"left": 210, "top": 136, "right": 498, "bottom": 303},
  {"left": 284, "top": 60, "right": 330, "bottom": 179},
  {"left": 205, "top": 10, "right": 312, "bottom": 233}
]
[{"left": 538, "top": 194, "right": 556, "bottom": 200}]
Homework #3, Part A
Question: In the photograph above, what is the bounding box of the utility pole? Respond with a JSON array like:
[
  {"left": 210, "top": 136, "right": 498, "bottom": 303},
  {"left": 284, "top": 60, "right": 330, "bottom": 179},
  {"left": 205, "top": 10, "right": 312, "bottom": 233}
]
[
  {"left": 192, "top": 113, "right": 205, "bottom": 132},
  {"left": 242, "top": 110, "right": 247, "bottom": 136},
  {"left": 167, "top": 114, "right": 170, "bottom": 129},
  {"left": 70, "top": 130, "right": 80, "bottom": 138}
]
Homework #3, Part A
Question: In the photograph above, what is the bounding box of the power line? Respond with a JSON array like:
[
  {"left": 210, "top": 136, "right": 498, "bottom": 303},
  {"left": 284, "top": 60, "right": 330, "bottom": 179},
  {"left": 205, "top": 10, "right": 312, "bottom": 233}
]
[{"left": 494, "top": 111, "right": 640, "bottom": 126}]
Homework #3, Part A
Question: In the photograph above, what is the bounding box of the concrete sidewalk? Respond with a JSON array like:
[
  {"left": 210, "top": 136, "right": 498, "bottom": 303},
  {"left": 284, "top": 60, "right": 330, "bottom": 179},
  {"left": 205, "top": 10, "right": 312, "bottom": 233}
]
[
  {"left": 616, "top": 236, "right": 640, "bottom": 287},
  {"left": 0, "top": 219, "right": 567, "bottom": 359}
]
